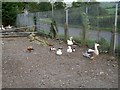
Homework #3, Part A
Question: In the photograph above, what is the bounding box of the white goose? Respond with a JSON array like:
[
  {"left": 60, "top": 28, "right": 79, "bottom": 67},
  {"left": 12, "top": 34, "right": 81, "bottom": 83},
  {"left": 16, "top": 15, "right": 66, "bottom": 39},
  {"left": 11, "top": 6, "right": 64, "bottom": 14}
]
[
  {"left": 5, "top": 25, "right": 12, "bottom": 29},
  {"left": 82, "top": 43, "right": 100, "bottom": 59},
  {"left": 56, "top": 48, "right": 62, "bottom": 55},
  {"left": 67, "top": 46, "right": 72, "bottom": 53},
  {"left": 1, "top": 25, "right": 5, "bottom": 30},
  {"left": 67, "top": 36, "right": 73, "bottom": 46}
]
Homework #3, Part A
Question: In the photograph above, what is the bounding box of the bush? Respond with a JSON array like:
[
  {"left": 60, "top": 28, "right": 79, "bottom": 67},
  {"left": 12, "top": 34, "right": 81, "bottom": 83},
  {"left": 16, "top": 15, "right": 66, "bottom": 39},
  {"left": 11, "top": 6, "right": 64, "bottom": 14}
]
[
  {"left": 58, "top": 34, "right": 64, "bottom": 40},
  {"left": 86, "top": 39, "right": 95, "bottom": 48},
  {"left": 99, "top": 37, "right": 110, "bottom": 51},
  {"left": 73, "top": 36, "right": 81, "bottom": 44}
]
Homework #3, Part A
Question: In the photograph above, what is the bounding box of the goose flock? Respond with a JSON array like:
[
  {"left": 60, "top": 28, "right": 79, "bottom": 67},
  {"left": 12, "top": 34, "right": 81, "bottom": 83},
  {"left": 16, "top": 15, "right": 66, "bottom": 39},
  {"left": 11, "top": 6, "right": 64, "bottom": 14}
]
[
  {"left": 50, "top": 37, "right": 76, "bottom": 55},
  {"left": 0, "top": 24, "right": 100, "bottom": 60},
  {"left": 0, "top": 25, "right": 13, "bottom": 30},
  {"left": 50, "top": 36, "right": 100, "bottom": 60}
]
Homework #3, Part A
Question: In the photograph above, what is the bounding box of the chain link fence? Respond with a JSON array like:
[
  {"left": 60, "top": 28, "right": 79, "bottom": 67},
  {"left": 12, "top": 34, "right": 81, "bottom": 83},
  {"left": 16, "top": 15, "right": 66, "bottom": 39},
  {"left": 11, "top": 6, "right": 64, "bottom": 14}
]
[{"left": 16, "top": 2, "right": 120, "bottom": 51}]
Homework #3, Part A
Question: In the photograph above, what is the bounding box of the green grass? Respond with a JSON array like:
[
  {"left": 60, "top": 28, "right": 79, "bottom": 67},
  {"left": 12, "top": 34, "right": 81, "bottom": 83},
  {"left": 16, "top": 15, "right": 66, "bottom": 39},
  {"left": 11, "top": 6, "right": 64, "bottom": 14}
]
[
  {"left": 58, "top": 34, "right": 64, "bottom": 40},
  {"left": 86, "top": 39, "right": 96, "bottom": 48},
  {"left": 106, "top": 8, "right": 115, "bottom": 15},
  {"left": 116, "top": 45, "right": 120, "bottom": 50},
  {"left": 39, "top": 18, "right": 52, "bottom": 24},
  {"left": 37, "top": 29, "right": 50, "bottom": 37}
]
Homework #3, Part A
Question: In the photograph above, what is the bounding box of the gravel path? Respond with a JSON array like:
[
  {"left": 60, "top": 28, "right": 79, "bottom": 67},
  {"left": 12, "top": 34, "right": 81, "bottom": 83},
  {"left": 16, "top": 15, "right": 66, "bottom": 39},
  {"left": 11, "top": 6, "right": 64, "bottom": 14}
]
[{"left": 2, "top": 37, "right": 118, "bottom": 88}]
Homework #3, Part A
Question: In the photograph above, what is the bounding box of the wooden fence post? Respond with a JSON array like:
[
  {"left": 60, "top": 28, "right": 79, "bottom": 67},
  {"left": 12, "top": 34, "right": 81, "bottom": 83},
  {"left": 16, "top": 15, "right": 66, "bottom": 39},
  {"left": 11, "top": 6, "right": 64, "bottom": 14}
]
[
  {"left": 64, "top": 23, "right": 68, "bottom": 42},
  {"left": 50, "top": 20, "right": 58, "bottom": 39},
  {"left": 109, "top": 27, "right": 115, "bottom": 56},
  {"left": 82, "top": 25, "right": 86, "bottom": 47}
]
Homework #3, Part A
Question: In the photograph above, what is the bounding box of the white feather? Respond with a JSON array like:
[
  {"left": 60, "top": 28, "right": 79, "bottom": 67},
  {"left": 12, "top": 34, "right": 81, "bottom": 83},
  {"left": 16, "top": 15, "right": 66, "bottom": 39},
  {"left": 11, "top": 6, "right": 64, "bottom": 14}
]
[
  {"left": 5, "top": 25, "right": 12, "bottom": 29},
  {"left": 67, "top": 36, "right": 73, "bottom": 46},
  {"left": 1, "top": 25, "right": 5, "bottom": 30},
  {"left": 83, "top": 43, "right": 100, "bottom": 59},
  {"left": 88, "top": 49, "right": 95, "bottom": 52},
  {"left": 82, "top": 51, "right": 90, "bottom": 58},
  {"left": 50, "top": 47, "right": 56, "bottom": 51},
  {"left": 56, "top": 49, "right": 62, "bottom": 55},
  {"left": 67, "top": 40, "right": 73, "bottom": 46},
  {"left": 67, "top": 46, "right": 72, "bottom": 53}
]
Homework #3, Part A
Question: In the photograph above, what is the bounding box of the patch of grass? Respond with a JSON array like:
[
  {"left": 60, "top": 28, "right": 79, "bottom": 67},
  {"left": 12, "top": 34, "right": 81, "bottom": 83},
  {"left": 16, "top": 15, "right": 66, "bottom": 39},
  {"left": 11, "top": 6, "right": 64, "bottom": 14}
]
[
  {"left": 40, "top": 18, "right": 52, "bottom": 24},
  {"left": 86, "top": 39, "right": 95, "bottom": 48},
  {"left": 73, "top": 36, "right": 81, "bottom": 44},
  {"left": 38, "top": 29, "right": 45, "bottom": 34},
  {"left": 90, "top": 26, "right": 112, "bottom": 31},
  {"left": 37, "top": 29, "right": 50, "bottom": 38},
  {"left": 58, "top": 34, "right": 64, "bottom": 40},
  {"left": 106, "top": 8, "right": 115, "bottom": 15},
  {"left": 116, "top": 45, "right": 120, "bottom": 50},
  {"left": 85, "top": 38, "right": 110, "bottom": 51}
]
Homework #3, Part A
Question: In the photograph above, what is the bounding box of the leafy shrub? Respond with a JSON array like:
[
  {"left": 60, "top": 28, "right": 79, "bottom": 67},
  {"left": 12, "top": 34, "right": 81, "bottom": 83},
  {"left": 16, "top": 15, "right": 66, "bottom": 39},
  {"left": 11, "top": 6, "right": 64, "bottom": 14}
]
[
  {"left": 58, "top": 34, "right": 64, "bottom": 40},
  {"left": 70, "top": 36, "right": 80, "bottom": 42},
  {"left": 99, "top": 37, "right": 110, "bottom": 51},
  {"left": 86, "top": 39, "right": 95, "bottom": 48}
]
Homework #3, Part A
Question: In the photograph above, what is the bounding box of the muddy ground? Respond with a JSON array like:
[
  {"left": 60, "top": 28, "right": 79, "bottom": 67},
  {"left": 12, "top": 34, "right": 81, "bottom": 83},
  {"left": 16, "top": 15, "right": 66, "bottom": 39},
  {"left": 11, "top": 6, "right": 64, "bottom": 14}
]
[{"left": 2, "top": 36, "right": 118, "bottom": 88}]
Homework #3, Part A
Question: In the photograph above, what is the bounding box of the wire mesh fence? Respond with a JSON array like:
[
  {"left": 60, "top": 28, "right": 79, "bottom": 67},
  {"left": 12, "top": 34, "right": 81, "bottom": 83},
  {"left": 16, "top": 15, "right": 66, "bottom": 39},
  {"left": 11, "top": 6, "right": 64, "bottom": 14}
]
[{"left": 16, "top": 2, "right": 120, "bottom": 51}]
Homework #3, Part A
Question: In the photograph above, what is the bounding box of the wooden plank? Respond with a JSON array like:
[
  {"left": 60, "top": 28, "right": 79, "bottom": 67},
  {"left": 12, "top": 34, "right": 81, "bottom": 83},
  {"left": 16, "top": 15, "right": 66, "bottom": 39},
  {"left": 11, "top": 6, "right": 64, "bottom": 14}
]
[{"left": 0, "top": 35, "right": 27, "bottom": 38}]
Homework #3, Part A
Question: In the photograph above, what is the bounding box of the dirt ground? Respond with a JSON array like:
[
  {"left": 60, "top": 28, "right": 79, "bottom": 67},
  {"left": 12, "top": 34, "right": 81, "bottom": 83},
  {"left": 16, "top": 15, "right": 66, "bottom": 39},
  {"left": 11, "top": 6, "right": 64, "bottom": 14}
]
[{"left": 2, "top": 36, "right": 118, "bottom": 88}]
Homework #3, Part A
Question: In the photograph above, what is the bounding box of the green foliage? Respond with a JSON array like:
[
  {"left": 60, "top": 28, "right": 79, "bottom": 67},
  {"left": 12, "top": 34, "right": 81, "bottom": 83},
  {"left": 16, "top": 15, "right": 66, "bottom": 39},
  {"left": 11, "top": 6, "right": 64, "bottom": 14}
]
[
  {"left": 38, "top": 29, "right": 45, "bottom": 34},
  {"left": 71, "top": 2, "right": 120, "bottom": 33},
  {"left": 98, "top": 15, "right": 115, "bottom": 29},
  {"left": 117, "top": 16, "right": 120, "bottom": 33},
  {"left": 40, "top": 18, "right": 52, "bottom": 24},
  {"left": 85, "top": 38, "right": 110, "bottom": 50},
  {"left": 58, "top": 34, "right": 64, "bottom": 39},
  {"left": 106, "top": 8, "right": 115, "bottom": 15},
  {"left": 54, "top": 2, "right": 66, "bottom": 10},
  {"left": 80, "top": 11, "right": 90, "bottom": 46},
  {"left": 38, "top": 29, "right": 50, "bottom": 37},
  {"left": 81, "top": 12, "right": 90, "bottom": 29},
  {"left": 27, "top": 26, "right": 35, "bottom": 32},
  {"left": 73, "top": 36, "right": 81, "bottom": 44},
  {"left": 38, "top": 2, "right": 52, "bottom": 11},
  {"left": 26, "top": 2, "right": 40, "bottom": 12},
  {"left": 2, "top": 2, "right": 66, "bottom": 26},
  {"left": 99, "top": 37, "right": 110, "bottom": 51},
  {"left": 72, "top": 2, "right": 83, "bottom": 8},
  {"left": 116, "top": 45, "right": 120, "bottom": 50},
  {"left": 86, "top": 39, "right": 95, "bottom": 48},
  {"left": 100, "top": 2, "right": 116, "bottom": 9},
  {"left": 2, "top": 2, "right": 18, "bottom": 26},
  {"left": 2, "top": 2, "right": 29, "bottom": 26}
]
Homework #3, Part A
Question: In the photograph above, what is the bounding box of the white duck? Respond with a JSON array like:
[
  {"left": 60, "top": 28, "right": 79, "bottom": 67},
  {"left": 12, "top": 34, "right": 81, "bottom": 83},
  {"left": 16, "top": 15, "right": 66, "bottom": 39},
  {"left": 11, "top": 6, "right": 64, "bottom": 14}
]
[
  {"left": 82, "top": 43, "right": 100, "bottom": 59},
  {"left": 1, "top": 25, "right": 5, "bottom": 30},
  {"left": 67, "top": 36, "right": 73, "bottom": 46},
  {"left": 56, "top": 48, "right": 62, "bottom": 55},
  {"left": 67, "top": 46, "right": 72, "bottom": 53},
  {"left": 72, "top": 48, "right": 76, "bottom": 52},
  {"left": 50, "top": 47, "right": 56, "bottom": 51},
  {"left": 5, "top": 25, "right": 12, "bottom": 29}
]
